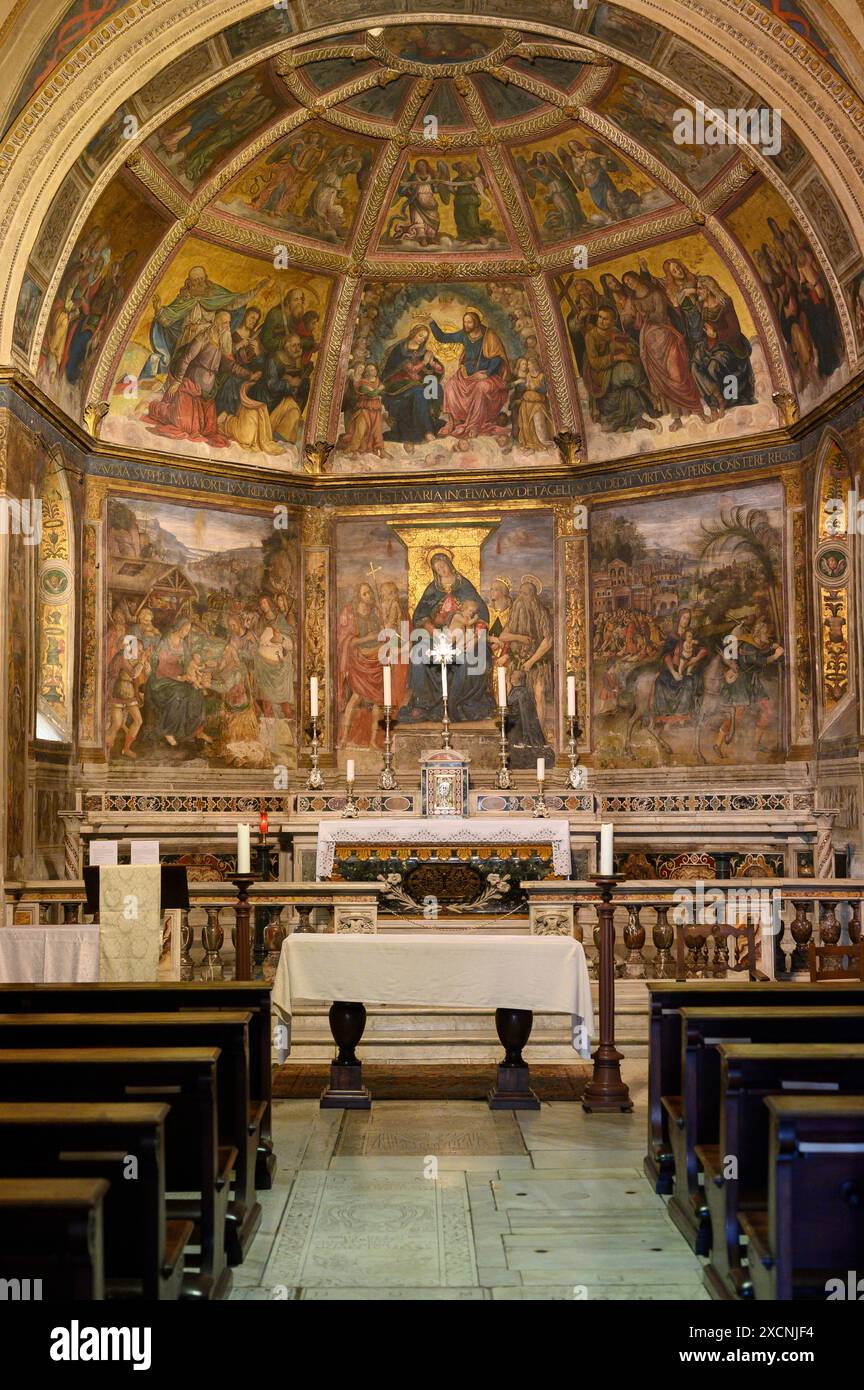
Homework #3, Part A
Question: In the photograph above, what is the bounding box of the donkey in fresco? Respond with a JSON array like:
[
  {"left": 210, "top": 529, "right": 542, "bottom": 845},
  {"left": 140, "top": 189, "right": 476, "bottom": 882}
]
[{"left": 622, "top": 650, "right": 729, "bottom": 765}]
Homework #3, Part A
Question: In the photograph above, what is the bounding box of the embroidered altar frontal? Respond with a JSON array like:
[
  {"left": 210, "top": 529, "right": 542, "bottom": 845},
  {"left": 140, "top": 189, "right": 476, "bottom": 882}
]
[{"left": 320, "top": 818, "right": 571, "bottom": 918}]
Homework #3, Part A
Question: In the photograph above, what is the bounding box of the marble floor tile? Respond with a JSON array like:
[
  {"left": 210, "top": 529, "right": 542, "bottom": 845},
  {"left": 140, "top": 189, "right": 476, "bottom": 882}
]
[
  {"left": 492, "top": 1177, "right": 663, "bottom": 1213},
  {"left": 262, "top": 1169, "right": 478, "bottom": 1289}
]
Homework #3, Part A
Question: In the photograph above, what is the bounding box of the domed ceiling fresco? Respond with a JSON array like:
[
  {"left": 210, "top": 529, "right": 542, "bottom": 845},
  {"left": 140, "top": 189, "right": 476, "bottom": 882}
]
[{"left": 13, "top": 4, "right": 861, "bottom": 480}]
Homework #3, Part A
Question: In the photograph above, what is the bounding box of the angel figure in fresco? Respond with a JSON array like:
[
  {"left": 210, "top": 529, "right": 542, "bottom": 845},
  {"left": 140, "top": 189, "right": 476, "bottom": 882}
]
[
  {"left": 558, "top": 139, "right": 643, "bottom": 223},
  {"left": 337, "top": 363, "right": 388, "bottom": 457},
  {"left": 251, "top": 129, "right": 327, "bottom": 219},
  {"left": 516, "top": 151, "right": 587, "bottom": 237},
  {"left": 303, "top": 145, "right": 371, "bottom": 239},
  {"left": 449, "top": 161, "right": 496, "bottom": 243},
  {"left": 386, "top": 159, "right": 451, "bottom": 245}
]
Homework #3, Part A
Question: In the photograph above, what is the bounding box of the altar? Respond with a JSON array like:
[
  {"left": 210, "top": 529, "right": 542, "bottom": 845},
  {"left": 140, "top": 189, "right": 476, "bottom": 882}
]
[
  {"left": 316, "top": 817, "right": 572, "bottom": 921},
  {"left": 273, "top": 932, "right": 593, "bottom": 1108}
]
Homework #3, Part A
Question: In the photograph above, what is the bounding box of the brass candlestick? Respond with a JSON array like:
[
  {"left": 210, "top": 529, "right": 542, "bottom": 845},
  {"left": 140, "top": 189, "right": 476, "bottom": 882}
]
[
  {"left": 378, "top": 704, "right": 397, "bottom": 790},
  {"left": 566, "top": 712, "right": 584, "bottom": 789},
  {"left": 495, "top": 704, "right": 511, "bottom": 790},
  {"left": 306, "top": 714, "right": 324, "bottom": 790},
  {"left": 343, "top": 779, "right": 359, "bottom": 818},
  {"left": 532, "top": 775, "right": 549, "bottom": 818}
]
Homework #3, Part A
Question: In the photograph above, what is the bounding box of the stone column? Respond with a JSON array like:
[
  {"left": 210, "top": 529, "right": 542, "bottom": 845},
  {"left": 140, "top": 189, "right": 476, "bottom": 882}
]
[{"left": 814, "top": 809, "right": 837, "bottom": 879}]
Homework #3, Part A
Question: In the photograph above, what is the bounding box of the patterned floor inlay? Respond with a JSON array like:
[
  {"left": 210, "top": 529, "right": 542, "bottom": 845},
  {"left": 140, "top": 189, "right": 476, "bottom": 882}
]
[{"left": 262, "top": 1170, "right": 477, "bottom": 1289}]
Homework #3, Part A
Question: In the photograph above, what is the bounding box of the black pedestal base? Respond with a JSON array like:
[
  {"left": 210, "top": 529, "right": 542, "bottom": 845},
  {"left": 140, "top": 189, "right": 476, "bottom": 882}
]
[
  {"left": 320, "top": 1001, "right": 372, "bottom": 1109},
  {"left": 487, "top": 1007, "right": 540, "bottom": 1110},
  {"left": 320, "top": 1061, "right": 372, "bottom": 1110}
]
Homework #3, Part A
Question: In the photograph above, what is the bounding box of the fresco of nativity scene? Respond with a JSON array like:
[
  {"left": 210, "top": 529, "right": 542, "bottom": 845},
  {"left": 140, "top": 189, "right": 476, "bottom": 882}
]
[
  {"left": 104, "top": 497, "right": 298, "bottom": 769},
  {"left": 590, "top": 484, "right": 786, "bottom": 768}
]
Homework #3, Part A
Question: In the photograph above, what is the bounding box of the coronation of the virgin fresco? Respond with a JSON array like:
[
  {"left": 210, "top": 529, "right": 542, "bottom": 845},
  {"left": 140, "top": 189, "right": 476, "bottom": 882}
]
[{"left": 20, "top": 14, "right": 851, "bottom": 479}]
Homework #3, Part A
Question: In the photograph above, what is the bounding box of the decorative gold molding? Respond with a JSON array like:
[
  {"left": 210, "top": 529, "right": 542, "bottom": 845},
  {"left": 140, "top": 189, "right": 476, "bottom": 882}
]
[
  {"left": 82, "top": 401, "right": 109, "bottom": 439},
  {"left": 303, "top": 439, "right": 335, "bottom": 476},
  {"left": 554, "top": 432, "right": 584, "bottom": 470}
]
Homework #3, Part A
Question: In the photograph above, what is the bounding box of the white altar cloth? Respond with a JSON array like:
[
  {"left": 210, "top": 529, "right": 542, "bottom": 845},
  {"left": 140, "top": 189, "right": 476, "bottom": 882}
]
[
  {"left": 273, "top": 933, "right": 593, "bottom": 1055},
  {"left": 315, "top": 817, "right": 572, "bottom": 879},
  {"left": 0, "top": 926, "right": 100, "bottom": 983}
]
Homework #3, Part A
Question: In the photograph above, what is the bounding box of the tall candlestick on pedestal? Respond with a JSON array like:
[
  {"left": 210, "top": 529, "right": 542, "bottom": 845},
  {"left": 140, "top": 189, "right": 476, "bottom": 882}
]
[
  {"left": 439, "top": 659, "right": 452, "bottom": 752},
  {"left": 232, "top": 873, "right": 255, "bottom": 981},
  {"left": 565, "top": 673, "right": 584, "bottom": 789},
  {"left": 582, "top": 875, "right": 632, "bottom": 1113},
  {"left": 379, "top": 704, "right": 397, "bottom": 790},
  {"left": 306, "top": 713, "right": 324, "bottom": 790},
  {"left": 495, "top": 692, "right": 511, "bottom": 791}
]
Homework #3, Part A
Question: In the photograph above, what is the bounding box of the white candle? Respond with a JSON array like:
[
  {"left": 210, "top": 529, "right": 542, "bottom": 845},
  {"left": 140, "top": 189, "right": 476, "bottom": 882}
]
[
  {"left": 382, "top": 664, "right": 392, "bottom": 707},
  {"left": 600, "top": 822, "right": 614, "bottom": 876},
  {"left": 346, "top": 759, "right": 355, "bottom": 783},
  {"left": 309, "top": 675, "right": 319, "bottom": 717},
  {"left": 497, "top": 666, "right": 507, "bottom": 707},
  {"left": 567, "top": 675, "right": 576, "bottom": 718},
  {"left": 536, "top": 757, "right": 545, "bottom": 782},
  {"left": 237, "top": 824, "right": 251, "bottom": 874},
  {"left": 441, "top": 662, "right": 448, "bottom": 699}
]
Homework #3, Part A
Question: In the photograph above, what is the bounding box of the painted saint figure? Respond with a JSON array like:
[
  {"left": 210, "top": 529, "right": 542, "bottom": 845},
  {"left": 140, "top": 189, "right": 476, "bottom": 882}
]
[{"left": 428, "top": 312, "right": 510, "bottom": 439}]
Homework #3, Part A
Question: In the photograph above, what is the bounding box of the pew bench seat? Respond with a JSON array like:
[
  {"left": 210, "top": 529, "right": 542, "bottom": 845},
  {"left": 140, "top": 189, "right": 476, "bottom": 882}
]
[
  {"left": 0, "top": 1101, "right": 191, "bottom": 1299},
  {"left": 0, "top": 1177, "right": 108, "bottom": 1300}
]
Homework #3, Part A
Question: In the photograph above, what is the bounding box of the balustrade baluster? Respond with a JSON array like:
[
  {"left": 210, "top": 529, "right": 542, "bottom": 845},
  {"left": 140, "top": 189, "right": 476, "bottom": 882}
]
[
  {"left": 849, "top": 898, "right": 862, "bottom": 946},
  {"left": 180, "top": 912, "right": 194, "bottom": 981},
  {"left": 789, "top": 899, "right": 813, "bottom": 973},
  {"left": 622, "top": 904, "right": 646, "bottom": 979},
  {"left": 590, "top": 913, "right": 601, "bottom": 979},
  {"left": 201, "top": 907, "right": 225, "bottom": 980},
  {"left": 819, "top": 899, "right": 841, "bottom": 946},
  {"left": 264, "top": 919, "right": 287, "bottom": 980},
  {"left": 652, "top": 904, "right": 674, "bottom": 978}
]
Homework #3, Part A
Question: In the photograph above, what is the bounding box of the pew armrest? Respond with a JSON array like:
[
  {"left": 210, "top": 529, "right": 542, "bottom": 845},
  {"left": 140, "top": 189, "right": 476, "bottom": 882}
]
[
  {"left": 661, "top": 1094, "right": 684, "bottom": 1129},
  {"left": 740, "top": 1210, "right": 773, "bottom": 1269}
]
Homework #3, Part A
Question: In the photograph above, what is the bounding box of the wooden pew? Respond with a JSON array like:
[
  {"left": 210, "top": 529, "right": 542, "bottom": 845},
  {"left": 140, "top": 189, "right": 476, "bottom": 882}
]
[
  {"left": 0, "top": 1102, "right": 191, "bottom": 1299},
  {"left": 0, "top": 1011, "right": 261, "bottom": 1262},
  {"left": 668, "top": 1004, "right": 864, "bottom": 1251},
  {"left": 0, "top": 1047, "right": 233, "bottom": 1299},
  {"left": 0, "top": 1177, "right": 108, "bottom": 1300},
  {"left": 0, "top": 982, "right": 276, "bottom": 1188},
  {"left": 696, "top": 1043, "right": 864, "bottom": 1298},
  {"left": 645, "top": 981, "right": 864, "bottom": 1192},
  {"left": 742, "top": 1096, "right": 864, "bottom": 1300}
]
